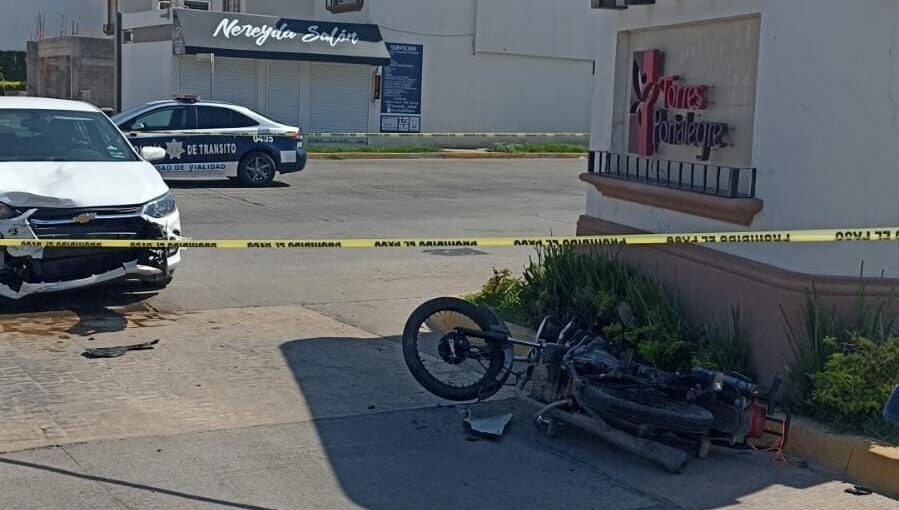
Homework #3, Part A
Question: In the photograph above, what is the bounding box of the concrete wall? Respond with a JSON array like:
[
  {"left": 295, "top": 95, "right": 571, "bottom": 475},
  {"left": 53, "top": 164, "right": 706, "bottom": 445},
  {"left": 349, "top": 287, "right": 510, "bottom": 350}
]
[
  {"left": 25, "top": 36, "right": 115, "bottom": 108},
  {"left": 587, "top": 0, "right": 899, "bottom": 278},
  {"left": 121, "top": 0, "right": 226, "bottom": 13},
  {"left": 370, "top": 0, "right": 594, "bottom": 133},
  {"left": 474, "top": 0, "right": 594, "bottom": 61},
  {"left": 121, "top": 40, "right": 174, "bottom": 108}
]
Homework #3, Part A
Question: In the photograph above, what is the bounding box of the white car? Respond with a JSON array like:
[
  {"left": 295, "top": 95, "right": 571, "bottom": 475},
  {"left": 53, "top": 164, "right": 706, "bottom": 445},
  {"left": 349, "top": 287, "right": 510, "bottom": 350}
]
[{"left": 0, "top": 97, "right": 181, "bottom": 300}]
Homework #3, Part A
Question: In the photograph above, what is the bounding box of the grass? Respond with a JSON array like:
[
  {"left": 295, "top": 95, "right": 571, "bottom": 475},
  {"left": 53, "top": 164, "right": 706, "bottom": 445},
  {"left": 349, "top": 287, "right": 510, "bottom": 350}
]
[
  {"left": 307, "top": 144, "right": 441, "bottom": 153},
  {"left": 488, "top": 142, "right": 589, "bottom": 153}
]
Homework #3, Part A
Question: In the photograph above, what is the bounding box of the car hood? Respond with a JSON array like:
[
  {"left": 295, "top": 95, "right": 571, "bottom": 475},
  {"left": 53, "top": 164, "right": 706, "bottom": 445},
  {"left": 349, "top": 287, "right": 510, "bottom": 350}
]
[{"left": 0, "top": 161, "right": 169, "bottom": 208}]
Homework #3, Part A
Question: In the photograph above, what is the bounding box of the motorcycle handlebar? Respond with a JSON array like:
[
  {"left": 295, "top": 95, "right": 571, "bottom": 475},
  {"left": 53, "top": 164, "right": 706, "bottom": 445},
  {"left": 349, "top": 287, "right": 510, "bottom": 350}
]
[{"left": 691, "top": 367, "right": 759, "bottom": 395}]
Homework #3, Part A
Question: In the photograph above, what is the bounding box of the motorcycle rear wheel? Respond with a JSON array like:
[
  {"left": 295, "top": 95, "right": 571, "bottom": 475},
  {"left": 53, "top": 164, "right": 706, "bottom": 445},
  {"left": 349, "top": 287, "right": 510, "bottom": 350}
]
[
  {"left": 402, "top": 297, "right": 511, "bottom": 401},
  {"left": 580, "top": 384, "right": 714, "bottom": 435}
]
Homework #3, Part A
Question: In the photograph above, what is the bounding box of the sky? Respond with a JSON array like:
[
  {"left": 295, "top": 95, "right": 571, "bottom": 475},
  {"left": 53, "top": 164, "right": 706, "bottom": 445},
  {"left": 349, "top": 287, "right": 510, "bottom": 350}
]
[{"left": 0, "top": 0, "right": 107, "bottom": 50}]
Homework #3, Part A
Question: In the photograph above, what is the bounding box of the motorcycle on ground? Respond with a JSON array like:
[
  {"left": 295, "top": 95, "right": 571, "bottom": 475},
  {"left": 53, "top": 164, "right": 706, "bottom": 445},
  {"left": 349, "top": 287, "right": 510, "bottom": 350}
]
[{"left": 402, "top": 297, "right": 785, "bottom": 473}]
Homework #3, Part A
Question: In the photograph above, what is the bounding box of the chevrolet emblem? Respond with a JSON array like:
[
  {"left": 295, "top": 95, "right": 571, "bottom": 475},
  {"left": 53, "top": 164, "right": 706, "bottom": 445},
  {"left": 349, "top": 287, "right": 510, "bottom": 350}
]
[{"left": 72, "top": 213, "right": 97, "bottom": 224}]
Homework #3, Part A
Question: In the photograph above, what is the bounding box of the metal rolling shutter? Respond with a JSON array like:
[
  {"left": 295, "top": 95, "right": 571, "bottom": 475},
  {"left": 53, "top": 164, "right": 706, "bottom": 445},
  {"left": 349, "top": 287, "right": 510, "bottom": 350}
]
[
  {"left": 175, "top": 55, "right": 212, "bottom": 99},
  {"left": 309, "top": 63, "right": 371, "bottom": 133},
  {"left": 212, "top": 57, "right": 258, "bottom": 110},
  {"left": 266, "top": 61, "right": 301, "bottom": 127}
]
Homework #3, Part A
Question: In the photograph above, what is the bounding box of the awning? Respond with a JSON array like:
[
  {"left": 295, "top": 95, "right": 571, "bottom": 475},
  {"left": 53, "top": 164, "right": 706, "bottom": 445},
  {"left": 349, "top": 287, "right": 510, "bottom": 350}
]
[{"left": 172, "top": 8, "right": 391, "bottom": 66}]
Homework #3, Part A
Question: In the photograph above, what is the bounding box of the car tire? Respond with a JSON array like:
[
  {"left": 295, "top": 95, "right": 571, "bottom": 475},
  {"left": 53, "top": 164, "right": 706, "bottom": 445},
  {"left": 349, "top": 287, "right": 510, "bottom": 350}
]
[{"left": 237, "top": 151, "right": 277, "bottom": 187}]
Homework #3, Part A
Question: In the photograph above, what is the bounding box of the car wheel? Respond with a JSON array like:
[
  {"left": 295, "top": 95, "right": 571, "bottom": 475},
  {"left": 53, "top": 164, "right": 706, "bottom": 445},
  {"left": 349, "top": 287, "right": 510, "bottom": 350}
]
[{"left": 238, "top": 151, "right": 277, "bottom": 186}]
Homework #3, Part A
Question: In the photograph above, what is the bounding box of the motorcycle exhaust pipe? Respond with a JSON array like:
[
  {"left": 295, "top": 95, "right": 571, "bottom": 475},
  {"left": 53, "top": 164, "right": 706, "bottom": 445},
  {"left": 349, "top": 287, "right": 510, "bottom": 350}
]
[{"left": 520, "top": 396, "right": 689, "bottom": 474}]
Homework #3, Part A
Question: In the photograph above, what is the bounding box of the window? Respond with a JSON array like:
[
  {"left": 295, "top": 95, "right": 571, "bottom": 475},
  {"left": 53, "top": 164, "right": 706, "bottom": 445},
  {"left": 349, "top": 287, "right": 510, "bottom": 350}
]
[
  {"left": 222, "top": 0, "right": 241, "bottom": 12},
  {"left": 123, "top": 107, "right": 190, "bottom": 131},
  {"left": 184, "top": 0, "right": 210, "bottom": 10},
  {"left": 0, "top": 109, "right": 137, "bottom": 162},
  {"left": 196, "top": 106, "right": 258, "bottom": 129}
]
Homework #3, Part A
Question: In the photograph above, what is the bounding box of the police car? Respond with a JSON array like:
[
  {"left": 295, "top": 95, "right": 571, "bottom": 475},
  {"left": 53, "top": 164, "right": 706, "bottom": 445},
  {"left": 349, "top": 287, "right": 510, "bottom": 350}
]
[{"left": 112, "top": 97, "right": 307, "bottom": 186}]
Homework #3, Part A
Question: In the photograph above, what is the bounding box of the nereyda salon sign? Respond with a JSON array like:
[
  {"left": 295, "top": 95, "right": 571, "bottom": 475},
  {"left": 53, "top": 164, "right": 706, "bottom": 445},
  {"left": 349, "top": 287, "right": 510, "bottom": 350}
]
[{"left": 172, "top": 8, "right": 391, "bottom": 66}]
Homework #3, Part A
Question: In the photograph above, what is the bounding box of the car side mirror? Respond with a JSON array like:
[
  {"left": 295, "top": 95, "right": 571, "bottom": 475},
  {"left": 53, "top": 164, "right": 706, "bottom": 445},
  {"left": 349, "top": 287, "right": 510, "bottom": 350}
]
[
  {"left": 132, "top": 122, "right": 146, "bottom": 131},
  {"left": 140, "top": 146, "right": 167, "bottom": 162},
  {"left": 885, "top": 384, "right": 899, "bottom": 424}
]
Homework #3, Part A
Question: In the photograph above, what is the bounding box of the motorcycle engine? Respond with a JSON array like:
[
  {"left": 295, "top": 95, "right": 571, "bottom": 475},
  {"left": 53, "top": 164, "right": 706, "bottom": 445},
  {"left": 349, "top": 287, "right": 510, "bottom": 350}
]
[{"left": 529, "top": 343, "right": 569, "bottom": 403}]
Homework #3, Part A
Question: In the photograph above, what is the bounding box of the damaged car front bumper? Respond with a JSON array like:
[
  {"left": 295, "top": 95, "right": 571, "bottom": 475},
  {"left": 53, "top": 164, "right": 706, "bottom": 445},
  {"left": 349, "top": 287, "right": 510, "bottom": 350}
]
[{"left": 0, "top": 201, "right": 181, "bottom": 300}]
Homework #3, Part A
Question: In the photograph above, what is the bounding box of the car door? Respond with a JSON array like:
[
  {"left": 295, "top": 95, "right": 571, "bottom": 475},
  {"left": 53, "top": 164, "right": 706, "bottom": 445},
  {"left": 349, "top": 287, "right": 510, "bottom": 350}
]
[
  {"left": 120, "top": 105, "right": 197, "bottom": 177},
  {"left": 183, "top": 106, "right": 261, "bottom": 178}
]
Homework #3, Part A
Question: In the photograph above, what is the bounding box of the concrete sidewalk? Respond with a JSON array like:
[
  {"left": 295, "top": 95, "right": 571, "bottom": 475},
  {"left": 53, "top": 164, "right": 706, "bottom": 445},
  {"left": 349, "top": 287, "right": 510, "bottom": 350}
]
[
  {"left": 2, "top": 401, "right": 897, "bottom": 510},
  {"left": 0, "top": 305, "right": 896, "bottom": 509},
  {"left": 0, "top": 305, "right": 440, "bottom": 453}
]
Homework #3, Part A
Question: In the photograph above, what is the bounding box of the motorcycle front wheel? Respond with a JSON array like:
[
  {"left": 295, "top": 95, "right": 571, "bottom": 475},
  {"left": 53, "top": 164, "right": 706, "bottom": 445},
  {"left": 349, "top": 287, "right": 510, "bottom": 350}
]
[{"left": 402, "top": 297, "right": 511, "bottom": 401}]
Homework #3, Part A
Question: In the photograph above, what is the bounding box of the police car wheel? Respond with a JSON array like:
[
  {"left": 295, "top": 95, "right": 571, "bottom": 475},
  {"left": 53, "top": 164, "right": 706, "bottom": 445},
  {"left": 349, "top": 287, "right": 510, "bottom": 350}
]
[{"left": 238, "top": 152, "right": 277, "bottom": 186}]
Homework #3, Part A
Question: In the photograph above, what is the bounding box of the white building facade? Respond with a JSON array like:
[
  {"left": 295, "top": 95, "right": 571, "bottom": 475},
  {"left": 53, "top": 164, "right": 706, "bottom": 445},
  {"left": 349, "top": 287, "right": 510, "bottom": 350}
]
[
  {"left": 582, "top": 0, "right": 899, "bottom": 381},
  {"left": 120, "top": 0, "right": 595, "bottom": 134}
]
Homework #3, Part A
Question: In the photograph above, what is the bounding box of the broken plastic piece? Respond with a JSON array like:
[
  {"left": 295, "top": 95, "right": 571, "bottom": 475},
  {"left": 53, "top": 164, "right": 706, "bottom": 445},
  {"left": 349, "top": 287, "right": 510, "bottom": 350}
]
[
  {"left": 83, "top": 339, "right": 160, "bottom": 359},
  {"left": 463, "top": 411, "right": 513, "bottom": 439},
  {"left": 845, "top": 485, "right": 873, "bottom": 496}
]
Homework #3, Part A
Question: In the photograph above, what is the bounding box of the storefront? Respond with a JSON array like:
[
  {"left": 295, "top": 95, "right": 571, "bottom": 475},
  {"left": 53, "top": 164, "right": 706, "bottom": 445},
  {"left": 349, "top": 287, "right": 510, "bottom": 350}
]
[
  {"left": 120, "top": 0, "right": 595, "bottom": 135},
  {"left": 582, "top": 0, "right": 899, "bottom": 381},
  {"left": 122, "top": 8, "right": 391, "bottom": 132}
]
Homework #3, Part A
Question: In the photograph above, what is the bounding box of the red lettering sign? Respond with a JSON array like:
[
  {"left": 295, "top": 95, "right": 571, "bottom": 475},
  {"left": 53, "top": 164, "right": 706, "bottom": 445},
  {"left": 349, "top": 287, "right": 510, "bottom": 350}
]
[{"left": 629, "top": 49, "right": 726, "bottom": 161}]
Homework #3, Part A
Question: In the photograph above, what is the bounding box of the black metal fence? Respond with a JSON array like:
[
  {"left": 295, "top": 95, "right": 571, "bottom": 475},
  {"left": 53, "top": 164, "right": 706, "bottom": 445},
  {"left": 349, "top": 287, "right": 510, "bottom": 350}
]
[{"left": 587, "top": 151, "right": 757, "bottom": 199}]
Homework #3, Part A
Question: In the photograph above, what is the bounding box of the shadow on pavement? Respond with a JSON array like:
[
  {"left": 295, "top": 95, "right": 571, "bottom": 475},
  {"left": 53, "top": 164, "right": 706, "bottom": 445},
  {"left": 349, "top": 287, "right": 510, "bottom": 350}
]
[
  {"left": 279, "top": 336, "right": 853, "bottom": 510},
  {"left": 0, "top": 457, "right": 276, "bottom": 510},
  {"left": 0, "top": 283, "right": 157, "bottom": 317}
]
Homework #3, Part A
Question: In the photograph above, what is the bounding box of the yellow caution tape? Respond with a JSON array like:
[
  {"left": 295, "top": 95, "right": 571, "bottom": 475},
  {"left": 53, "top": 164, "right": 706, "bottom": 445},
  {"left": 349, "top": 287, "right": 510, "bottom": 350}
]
[{"left": 1, "top": 227, "right": 898, "bottom": 250}]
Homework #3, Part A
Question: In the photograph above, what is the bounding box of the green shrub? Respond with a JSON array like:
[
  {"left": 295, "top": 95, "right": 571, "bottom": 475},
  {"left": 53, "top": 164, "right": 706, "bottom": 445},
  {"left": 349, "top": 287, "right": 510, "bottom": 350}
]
[
  {"left": 810, "top": 336, "right": 899, "bottom": 441},
  {"left": 782, "top": 278, "right": 898, "bottom": 441},
  {"left": 0, "top": 80, "right": 25, "bottom": 92},
  {"left": 695, "top": 307, "right": 755, "bottom": 378},
  {"left": 515, "top": 245, "right": 694, "bottom": 370},
  {"left": 466, "top": 269, "right": 530, "bottom": 326}
]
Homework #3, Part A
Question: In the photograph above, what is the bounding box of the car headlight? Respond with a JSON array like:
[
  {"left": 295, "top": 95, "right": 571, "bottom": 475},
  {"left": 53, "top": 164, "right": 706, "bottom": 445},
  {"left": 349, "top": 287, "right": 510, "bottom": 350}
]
[
  {"left": 0, "top": 202, "right": 15, "bottom": 220},
  {"left": 141, "top": 192, "right": 177, "bottom": 218}
]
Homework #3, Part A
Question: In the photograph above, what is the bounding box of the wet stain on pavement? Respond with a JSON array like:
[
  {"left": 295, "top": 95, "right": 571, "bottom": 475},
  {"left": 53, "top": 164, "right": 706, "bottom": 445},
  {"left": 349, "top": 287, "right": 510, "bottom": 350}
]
[{"left": 0, "top": 309, "right": 180, "bottom": 339}]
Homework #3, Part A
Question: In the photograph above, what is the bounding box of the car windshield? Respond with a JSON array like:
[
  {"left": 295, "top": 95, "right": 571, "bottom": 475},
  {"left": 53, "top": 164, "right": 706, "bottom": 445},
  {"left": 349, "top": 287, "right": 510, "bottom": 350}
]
[{"left": 0, "top": 109, "right": 138, "bottom": 162}]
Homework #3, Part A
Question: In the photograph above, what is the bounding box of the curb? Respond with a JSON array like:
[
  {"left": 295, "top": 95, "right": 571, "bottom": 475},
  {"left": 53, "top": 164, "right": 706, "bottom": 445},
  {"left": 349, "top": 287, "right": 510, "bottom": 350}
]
[
  {"left": 308, "top": 152, "right": 587, "bottom": 160},
  {"left": 785, "top": 417, "right": 898, "bottom": 498}
]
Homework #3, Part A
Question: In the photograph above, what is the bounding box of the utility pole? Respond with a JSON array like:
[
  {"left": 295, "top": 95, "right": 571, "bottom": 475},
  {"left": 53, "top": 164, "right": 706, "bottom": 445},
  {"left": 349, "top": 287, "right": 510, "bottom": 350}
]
[{"left": 104, "top": 0, "right": 121, "bottom": 112}]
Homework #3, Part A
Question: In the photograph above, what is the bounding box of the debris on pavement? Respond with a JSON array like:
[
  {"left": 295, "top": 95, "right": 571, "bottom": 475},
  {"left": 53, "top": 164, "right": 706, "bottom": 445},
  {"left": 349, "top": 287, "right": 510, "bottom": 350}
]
[
  {"left": 845, "top": 485, "right": 874, "bottom": 496},
  {"left": 462, "top": 410, "right": 513, "bottom": 439},
  {"left": 83, "top": 339, "right": 160, "bottom": 359}
]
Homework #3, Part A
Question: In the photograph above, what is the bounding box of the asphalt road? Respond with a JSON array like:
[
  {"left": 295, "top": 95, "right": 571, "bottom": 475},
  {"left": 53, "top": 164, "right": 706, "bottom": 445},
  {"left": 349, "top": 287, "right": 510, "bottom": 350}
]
[
  {"left": 5, "top": 158, "right": 587, "bottom": 336},
  {"left": 1, "top": 159, "right": 895, "bottom": 509}
]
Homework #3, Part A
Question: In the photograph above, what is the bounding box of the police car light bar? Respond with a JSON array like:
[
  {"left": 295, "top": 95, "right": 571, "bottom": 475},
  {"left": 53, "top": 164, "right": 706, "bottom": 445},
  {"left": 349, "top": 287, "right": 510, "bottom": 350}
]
[
  {"left": 174, "top": 94, "right": 200, "bottom": 103},
  {"left": 591, "top": 0, "right": 655, "bottom": 9}
]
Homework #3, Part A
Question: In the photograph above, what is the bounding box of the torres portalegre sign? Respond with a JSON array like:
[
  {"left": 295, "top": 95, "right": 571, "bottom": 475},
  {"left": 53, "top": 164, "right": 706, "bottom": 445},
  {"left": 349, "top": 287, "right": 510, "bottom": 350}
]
[{"left": 629, "top": 49, "right": 730, "bottom": 161}]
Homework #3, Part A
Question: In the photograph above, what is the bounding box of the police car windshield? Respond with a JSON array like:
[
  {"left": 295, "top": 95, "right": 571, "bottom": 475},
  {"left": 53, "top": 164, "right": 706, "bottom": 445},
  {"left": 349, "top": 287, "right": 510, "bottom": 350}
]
[
  {"left": 110, "top": 103, "right": 151, "bottom": 125},
  {"left": 0, "top": 109, "right": 138, "bottom": 162}
]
